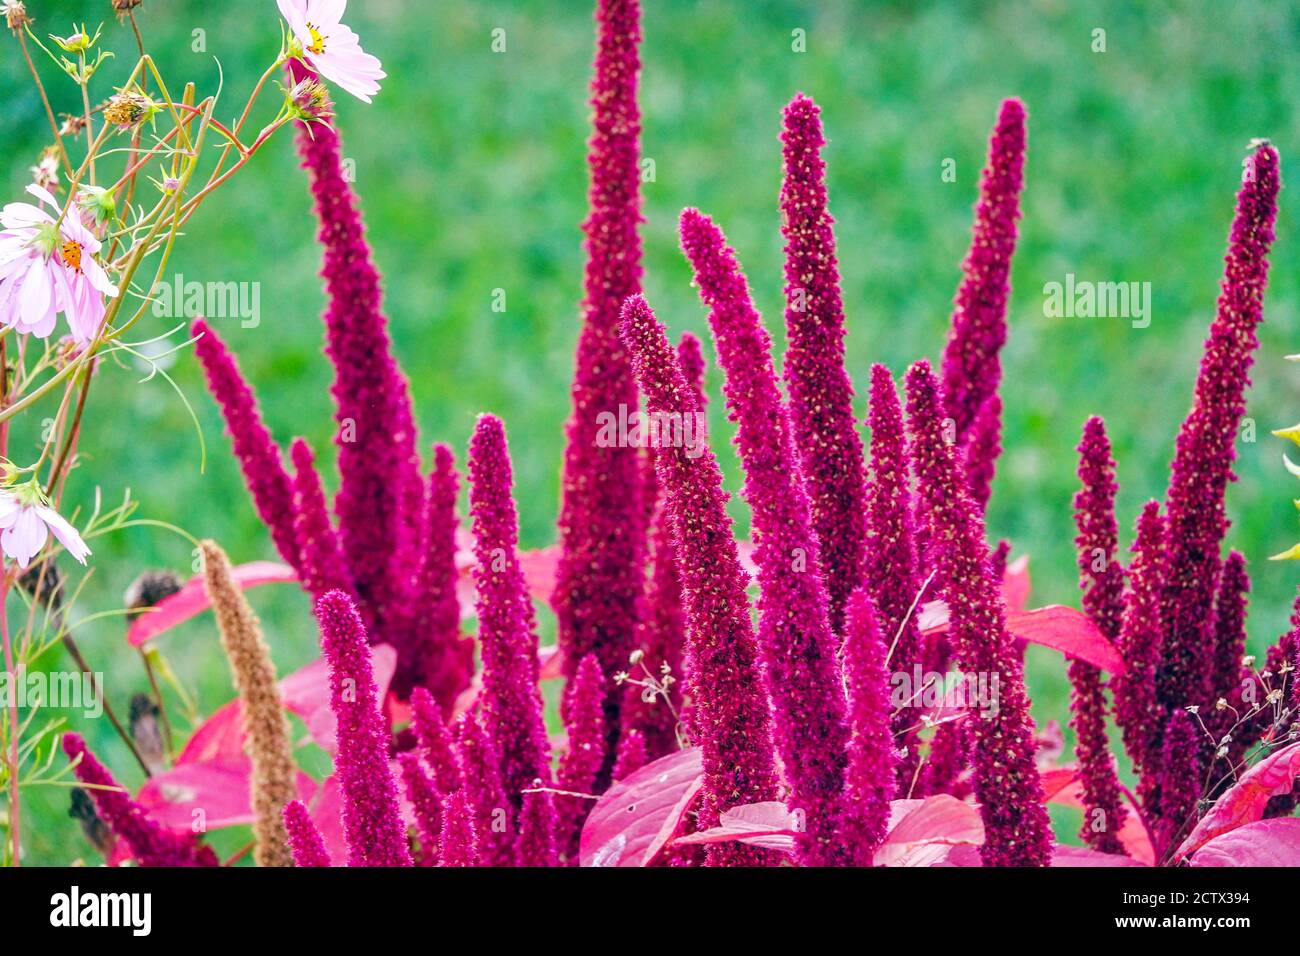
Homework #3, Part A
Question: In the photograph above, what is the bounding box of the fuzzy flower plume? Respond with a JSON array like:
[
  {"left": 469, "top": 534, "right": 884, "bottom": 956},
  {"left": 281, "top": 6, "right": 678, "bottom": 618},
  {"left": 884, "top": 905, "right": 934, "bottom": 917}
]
[
  {"left": 468, "top": 415, "right": 554, "bottom": 827},
  {"left": 63, "top": 733, "right": 217, "bottom": 867},
  {"left": 1115, "top": 501, "right": 1166, "bottom": 803},
  {"left": 314, "top": 590, "right": 412, "bottom": 867},
  {"left": 282, "top": 799, "right": 330, "bottom": 867},
  {"left": 779, "top": 94, "right": 868, "bottom": 632},
  {"left": 201, "top": 540, "right": 297, "bottom": 868},
  {"left": 864, "top": 364, "right": 925, "bottom": 782},
  {"left": 553, "top": 0, "right": 646, "bottom": 738},
  {"left": 289, "top": 438, "right": 355, "bottom": 603},
  {"left": 1210, "top": 551, "right": 1249, "bottom": 739},
  {"left": 1157, "top": 144, "right": 1280, "bottom": 723},
  {"left": 453, "top": 712, "right": 513, "bottom": 867},
  {"left": 612, "top": 727, "right": 648, "bottom": 780},
  {"left": 516, "top": 789, "right": 559, "bottom": 867},
  {"left": 939, "top": 98, "right": 1026, "bottom": 446},
  {"left": 1155, "top": 708, "right": 1200, "bottom": 858},
  {"left": 192, "top": 319, "right": 299, "bottom": 570},
  {"left": 963, "top": 392, "right": 1002, "bottom": 512},
  {"left": 557, "top": 653, "right": 607, "bottom": 863},
  {"left": 410, "top": 686, "right": 464, "bottom": 797},
  {"left": 905, "top": 359, "right": 1051, "bottom": 866},
  {"left": 839, "top": 588, "right": 897, "bottom": 864},
  {"left": 410, "top": 445, "right": 473, "bottom": 708},
  {"left": 680, "top": 209, "right": 852, "bottom": 865},
  {"left": 621, "top": 332, "right": 704, "bottom": 759},
  {"left": 620, "top": 293, "right": 780, "bottom": 867},
  {"left": 290, "top": 59, "right": 424, "bottom": 677},
  {"left": 1069, "top": 419, "right": 1128, "bottom": 855},
  {"left": 439, "top": 789, "right": 478, "bottom": 867},
  {"left": 397, "top": 751, "right": 442, "bottom": 865}
]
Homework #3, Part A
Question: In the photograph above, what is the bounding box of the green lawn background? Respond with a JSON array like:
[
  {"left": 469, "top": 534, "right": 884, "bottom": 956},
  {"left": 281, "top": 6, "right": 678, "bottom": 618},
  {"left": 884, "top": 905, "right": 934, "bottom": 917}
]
[{"left": 2, "top": 0, "right": 1298, "bottom": 863}]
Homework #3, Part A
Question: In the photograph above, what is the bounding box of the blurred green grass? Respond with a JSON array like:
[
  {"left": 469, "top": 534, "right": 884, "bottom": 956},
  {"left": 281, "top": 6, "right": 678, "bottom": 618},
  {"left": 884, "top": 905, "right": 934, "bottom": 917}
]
[{"left": 2, "top": 0, "right": 1298, "bottom": 864}]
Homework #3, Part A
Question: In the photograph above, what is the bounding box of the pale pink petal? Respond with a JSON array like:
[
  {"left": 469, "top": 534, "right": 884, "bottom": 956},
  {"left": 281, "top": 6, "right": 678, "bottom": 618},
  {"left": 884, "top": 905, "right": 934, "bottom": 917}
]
[
  {"left": 2, "top": 507, "right": 47, "bottom": 568},
  {"left": 36, "top": 505, "right": 90, "bottom": 564}
]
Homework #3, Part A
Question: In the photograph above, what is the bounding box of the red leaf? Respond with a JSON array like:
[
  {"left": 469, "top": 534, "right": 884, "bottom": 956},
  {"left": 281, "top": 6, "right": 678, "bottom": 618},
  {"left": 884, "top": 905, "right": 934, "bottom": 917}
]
[
  {"left": 1045, "top": 776, "right": 1156, "bottom": 865},
  {"left": 1003, "top": 555, "right": 1031, "bottom": 612},
  {"left": 1051, "top": 845, "right": 1145, "bottom": 867},
  {"left": 1174, "top": 740, "right": 1300, "bottom": 862},
  {"left": 136, "top": 756, "right": 317, "bottom": 831},
  {"left": 579, "top": 747, "right": 704, "bottom": 867},
  {"left": 1189, "top": 818, "right": 1300, "bottom": 866},
  {"left": 875, "top": 795, "right": 984, "bottom": 866},
  {"left": 126, "top": 561, "right": 298, "bottom": 647},
  {"left": 923, "top": 604, "right": 1124, "bottom": 674},
  {"left": 670, "top": 801, "right": 799, "bottom": 853}
]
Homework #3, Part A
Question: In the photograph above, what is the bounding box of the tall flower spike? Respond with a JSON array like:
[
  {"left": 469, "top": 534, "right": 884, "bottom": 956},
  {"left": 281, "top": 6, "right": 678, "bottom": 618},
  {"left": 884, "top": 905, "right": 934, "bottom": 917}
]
[
  {"left": 839, "top": 588, "right": 897, "bottom": 864},
  {"left": 680, "top": 209, "right": 851, "bottom": 866},
  {"left": 282, "top": 799, "right": 330, "bottom": 867},
  {"left": 557, "top": 653, "right": 607, "bottom": 863},
  {"left": 553, "top": 0, "right": 646, "bottom": 735},
  {"left": 905, "top": 359, "right": 1052, "bottom": 866},
  {"left": 62, "top": 733, "right": 218, "bottom": 867},
  {"left": 1155, "top": 708, "right": 1201, "bottom": 858},
  {"left": 1157, "top": 144, "right": 1280, "bottom": 722},
  {"left": 410, "top": 445, "right": 473, "bottom": 709},
  {"left": 453, "top": 712, "right": 513, "bottom": 867},
  {"left": 439, "top": 788, "right": 478, "bottom": 867},
  {"left": 939, "top": 98, "right": 1026, "bottom": 444},
  {"left": 201, "top": 539, "right": 297, "bottom": 868},
  {"left": 468, "top": 415, "right": 554, "bottom": 820},
  {"left": 620, "top": 293, "right": 780, "bottom": 867},
  {"left": 192, "top": 319, "right": 299, "bottom": 570},
  {"left": 612, "top": 727, "right": 648, "bottom": 781},
  {"left": 314, "top": 590, "right": 412, "bottom": 867},
  {"left": 864, "top": 364, "right": 925, "bottom": 785},
  {"left": 621, "top": 331, "right": 706, "bottom": 757},
  {"left": 1209, "top": 551, "right": 1249, "bottom": 741},
  {"left": 1069, "top": 418, "right": 1128, "bottom": 854},
  {"left": 290, "top": 60, "right": 424, "bottom": 662},
  {"left": 410, "top": 686, "right": 464, "bottom": 796},
  {"left": 289, "top": 438, "right": 355, "bottom": 603},
  {"left": 780, "top": 93, "right": 868, "bottom": 633},
  {"left": 1115, "top": 501, "right": 1166, "bottom": 801},
  {"left": 516, "top": 789, "right": 559, "bottom": 867},
  {"left": 397, "top": 751, "right": 442, "bottom": 866},
  {"left": 963, "top": 393, "right": 1002, "bottom": 512}
]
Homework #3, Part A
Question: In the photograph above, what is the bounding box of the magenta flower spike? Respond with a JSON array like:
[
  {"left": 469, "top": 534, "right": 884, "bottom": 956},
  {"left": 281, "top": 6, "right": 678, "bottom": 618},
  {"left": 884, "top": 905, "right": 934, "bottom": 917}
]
[
  {"left": 779, "top": 93, "right": 869, "bottom": 632},
  {"left": 1155, "top": 708, "right": 1200, "bottom": 858},
  {"left": 314, "top": 589, "right": 413, "bottom": 867},
  {"left": 410, "top": 445, "right": 473, "bottom": 709},
  {"left": 622, "top": 331, "right": 706, "bottom": 757},
  {"left": 963, "top": 392, "right": 1002, "bottom": 512},
  {"left": 63, "top": 733, "right": 218, "bottom": 867},
  {"left": 289, "top": 438, "right": 355, "bottom": 603},
  {"left": 863, "top": 364, "right": 925, "bottom": 783},
  {"left": 839, "top": 588, "right": 897, "bottom": 864},
  {"left": 620, "top": 293, "right": 780, "bottom": 867},
  {"left": 282, "top": 799, "right": 331, "bottom": 868},
  {"left": 192, "top": 318, "right": 299, "bottom": 571},
  {"left": 680, "top": 209, "right": 852, "bottom": 866},
  {"left": 1115, "top": 502, "right": 1167, "bottom": 801},
  {"left": 410, "top": 686, "right": 465, "bottom": 796},
  {"left": 612, "top": 727, "right": 648, "bottom": 781},
  {"left": 905, "top": 359, "right": 1052, "bottom": 866},
  {"left": 918, "top": 721, "right": 970, "bottom": 799},
  {"left": 938, "top": 98, "right": 1027, "bottom": 445},
  {"left": 557, "top": 653, "right": 607, "bottom": 862},
  {"left": 1209, "top": 551, "right": 1249, "bottom": 738},
  {"left": 438, "top": 789, "right": 478, "bottom": 868},
  {"left": 1069, "top": 417, "right": 1128, "bottom": 854},
  {"left": 468, "top": 415, "right": 554, "bottom": 820},
  {"left": 452, "top": 712, "right": 513, "bottom": 867},
  {"left": 516, "top": 789, "right": 559, "bottom": 867},
  {"left": 289, "top": 60, "right": 424, "bottom": 654},
  {"left": 397, "top": 751, "right": 443, "bottom": 866},
  {"left": 1157, "top": 144, "right": 1280, "bottom": 722},
  {"left": 553, "top": 0, "right": 646, "bottom": 721}
]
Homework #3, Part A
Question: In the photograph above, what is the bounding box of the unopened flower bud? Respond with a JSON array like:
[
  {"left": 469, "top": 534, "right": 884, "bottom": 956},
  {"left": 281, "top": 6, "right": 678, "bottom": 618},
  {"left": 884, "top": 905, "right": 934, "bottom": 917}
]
[{"left": 103, "top": 91, "right": 158, "bottom": 129}]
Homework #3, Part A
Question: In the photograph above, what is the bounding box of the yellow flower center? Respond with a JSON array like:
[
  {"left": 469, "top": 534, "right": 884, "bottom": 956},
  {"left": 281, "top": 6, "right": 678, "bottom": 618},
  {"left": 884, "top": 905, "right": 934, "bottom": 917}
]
[
  {"left": 306, "top": 23, "right": 326, "bottom": 55},
  {"left": 61, "top": 240, "right": 83, "bottom": 272}
]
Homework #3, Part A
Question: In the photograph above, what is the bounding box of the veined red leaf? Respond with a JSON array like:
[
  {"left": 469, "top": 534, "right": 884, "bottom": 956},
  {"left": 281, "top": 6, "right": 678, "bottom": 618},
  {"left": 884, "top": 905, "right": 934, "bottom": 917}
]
[
  {"left": 1174, "top": 740, "right": 1300, "bottom": 862},
  {"left": 923, "top": 605, "right": 1123, "bottom": 674},
  {"left": 126, "top": 561, "right": 298, "bottom": 647},
  {"left": 1051, "top": 845, "right": 1145, "bottom": 867},
  {"left": 670, "top": 801, "right": 799, "bottom": 853},
  {"left": 579, "top": 747, "right": 703, "bottom": 867},
  {"left": 874, "top": 795, "right": 984, "bottom": 867},
  {"left": 1189, "top": 818, "right": 1300, "bottom": 866},
  {"left": 136, "top": 756, "right": 317, "bottom": 831}
]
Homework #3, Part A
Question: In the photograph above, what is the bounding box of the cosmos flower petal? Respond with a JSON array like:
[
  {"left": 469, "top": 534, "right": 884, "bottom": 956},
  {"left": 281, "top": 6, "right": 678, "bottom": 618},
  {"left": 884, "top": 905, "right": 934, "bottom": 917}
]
[{"left": 35, "top": 504, "right": 90, "bottom": 564}]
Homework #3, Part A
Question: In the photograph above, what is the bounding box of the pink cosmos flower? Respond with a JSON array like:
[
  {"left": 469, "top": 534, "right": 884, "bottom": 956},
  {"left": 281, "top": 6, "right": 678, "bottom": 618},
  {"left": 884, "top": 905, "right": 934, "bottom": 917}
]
[
  {"left": 0, "top": 483, "right": 91, "bottom": 568},
  {"left": 277, "top": 0, "right": 385, "bottom": 103},
  {"left": 0, "top": 185, "right": 117, "bottom": 342}
]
